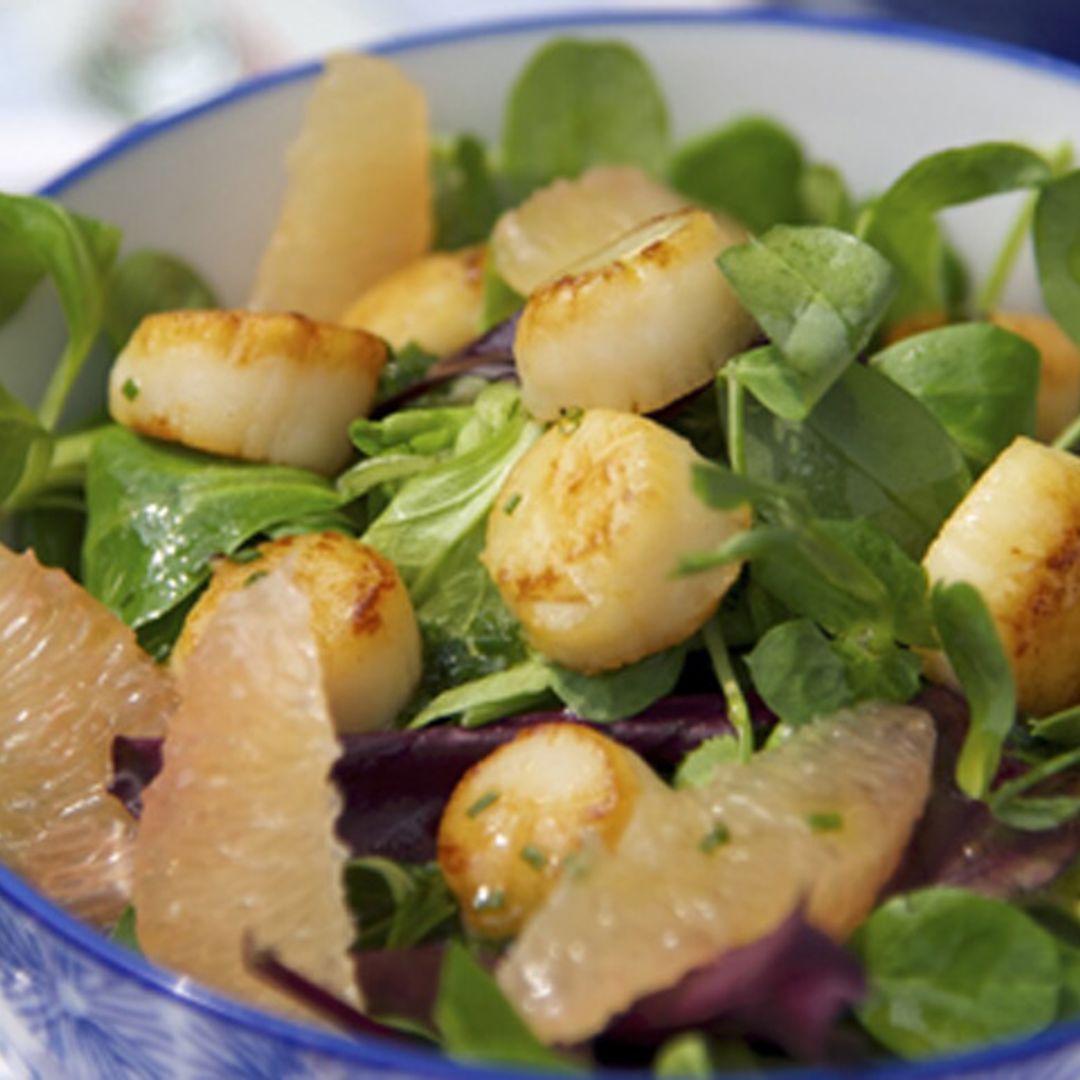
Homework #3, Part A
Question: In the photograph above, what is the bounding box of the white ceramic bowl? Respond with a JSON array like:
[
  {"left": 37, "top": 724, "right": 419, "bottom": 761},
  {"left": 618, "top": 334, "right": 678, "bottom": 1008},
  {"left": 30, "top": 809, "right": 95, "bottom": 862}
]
[{"left": 5, "top": 10, "right": 1080, "bottom": 1079}]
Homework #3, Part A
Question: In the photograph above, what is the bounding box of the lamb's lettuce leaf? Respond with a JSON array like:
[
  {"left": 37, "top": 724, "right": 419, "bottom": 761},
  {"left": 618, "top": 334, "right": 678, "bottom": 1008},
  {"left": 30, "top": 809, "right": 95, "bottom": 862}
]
[{"left": 84, "top": 426, "right": 344, "bottom": 625}]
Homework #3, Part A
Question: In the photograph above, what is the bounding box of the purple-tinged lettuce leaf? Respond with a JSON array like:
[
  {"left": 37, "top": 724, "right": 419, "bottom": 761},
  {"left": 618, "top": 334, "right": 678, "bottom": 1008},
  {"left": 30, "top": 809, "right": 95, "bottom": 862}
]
[
  {"left": 889, "top": 686, "right": 1080, "bottom": 898},
  {"left": 372, "top": 315, "right": 520, "bottom": 418},
  {"left": 112, "top": 694, "right": 767, "bottom": 862},
  {"left": 606, "top": 907, "right": 865, "bottom": 1062}
]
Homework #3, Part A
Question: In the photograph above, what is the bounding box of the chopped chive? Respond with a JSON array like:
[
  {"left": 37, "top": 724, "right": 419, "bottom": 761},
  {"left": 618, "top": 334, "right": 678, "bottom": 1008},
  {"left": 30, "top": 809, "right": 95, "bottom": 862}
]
[
  {"left": 243, "top": 570, "right": 269, "bottom": 588},
  {"left": 466, "top": 790, "right": 500, "bottom": 818},
  {"left": 699, "top": 821, "right": 731, "bottom": 854},
  {"left": 121, "top": 377, "right": 140, "bottom": 401},
  {"left": 503, "top": 492, "right": 522, "bottom": 515},
  {"left": 228, "top": 548, "right": 263, "bottom": 565},
  {"left": 558, "top": 405, "right": 585, "bottom": 433},
  {"left": 473, "top": 887, "right": 506, "bottom": 911},
  {"left": 807, "top": 811, "right": 843, "bottom": 833},
  {"left": 520, "top": 844, "right": 547, "bottom": 871}
]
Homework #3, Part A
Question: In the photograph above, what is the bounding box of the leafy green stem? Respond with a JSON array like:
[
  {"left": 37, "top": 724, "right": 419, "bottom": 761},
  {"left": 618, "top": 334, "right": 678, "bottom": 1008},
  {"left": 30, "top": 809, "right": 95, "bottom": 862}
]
[
  {"left": 724, "top": 368, "right": 746, "bottom": 474},
  {"left": 977, "top": 142, "right": 1074, "bottom": 314},
  {"left": 1054, "top": 412, "right": 1080, "bottom": 453},
  {"left": 703, "top": 615, "right": 753, "bottom": 763},
  {"left": 37, "top": 337, "right": 91, "bottom": 431}
]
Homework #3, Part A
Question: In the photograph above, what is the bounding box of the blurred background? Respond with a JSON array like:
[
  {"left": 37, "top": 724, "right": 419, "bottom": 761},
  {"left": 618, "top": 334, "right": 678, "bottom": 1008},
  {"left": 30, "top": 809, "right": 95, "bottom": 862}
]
[{"left": 3, "top": 0, "right": 1080, "bottom": 193}]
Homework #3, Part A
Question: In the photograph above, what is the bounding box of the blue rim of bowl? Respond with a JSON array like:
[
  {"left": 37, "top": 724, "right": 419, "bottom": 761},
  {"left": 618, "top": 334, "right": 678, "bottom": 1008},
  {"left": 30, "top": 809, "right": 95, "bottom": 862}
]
[{"left": 10, "top": 7, "right": 1080, "bottom": 1078}]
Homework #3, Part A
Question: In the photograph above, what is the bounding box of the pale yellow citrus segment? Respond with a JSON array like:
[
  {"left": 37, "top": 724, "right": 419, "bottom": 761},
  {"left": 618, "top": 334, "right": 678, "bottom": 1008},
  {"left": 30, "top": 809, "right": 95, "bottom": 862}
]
[
  {"left": 250, "top": 52, "right": 432, "bottom": 321},
  {"left": 0, "top": 545, "right": 175, "bottom": 927},
  {"left": 491, "top": 165, "right": 688, "bottom": 296},
  {"left": 497, "top": 703, "right": 935, "bottom": 1045},
  {"left": 514, "top": 208, "right": 757, "bottom": 419},
  {"left": 134, "top": 570, "right": 359, "bottom": 1021}
]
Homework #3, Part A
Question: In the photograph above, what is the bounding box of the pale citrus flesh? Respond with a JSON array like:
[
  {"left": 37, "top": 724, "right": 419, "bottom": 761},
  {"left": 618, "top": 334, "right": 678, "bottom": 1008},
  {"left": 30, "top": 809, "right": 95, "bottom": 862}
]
[
  {"left": 497, "top": 702, "right": 935, "bottom": 1044},
  {"left": 251, "top": 52, "right": 432, "bottom": 322},
  {"left": 0, "top": 545, "right": 175, "bottom": 926},
  {"left": 134, "top": 570, "right": 359, "bottom": 1021}
]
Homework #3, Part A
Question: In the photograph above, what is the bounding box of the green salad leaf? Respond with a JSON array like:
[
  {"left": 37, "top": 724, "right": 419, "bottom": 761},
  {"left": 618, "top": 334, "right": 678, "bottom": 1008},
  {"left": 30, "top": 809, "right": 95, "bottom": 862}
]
[
  {"left": 103, "top": 249, "right": 217, "bottom": 352},
  {"left": 434, "top": 941, "right": 582, "bottom": 1072},
  {"left": 501, "top": 38, "right": 670, "bottom": 194},
  {"left": 720, "top": 225, "right": 894, "bottom": 419},
  {"left": 669, "top": 116, "right": 804, "bottom": 232},
  {"left": 83, "top": 426, "right": 344, "bottom": 626},
  {"left": 741, "top": 362, "right": 970, "bottom": 557},
  {"left": 431, "top": 134, "right": 506, "bottom": 251},
  {"left": 363, "top": 386, "right": 539, "bottom": 604},
  {"left": 860, "top": 142, "right": 1051, "bottom": 321},
  {"left": 546, "top": 644, "right": 687, "bottom": 723},
  {"left": 931, "top": 581, "right": 1016, "bottom": 799},
  {"left": 853, "top": 888, "right": 1062, "bottom": 1058},
  {"left": 345, "top": 858, "right": 459, "bottom": 950},
  {"left": 1034, "top": 169, "right": 1080, "bottom": 347},
  {"left": 0, "top": 193, "right": 121, "bottom": 429},
  {"left": 871, "top": 322, "right": 1039, "bottom": 470}
]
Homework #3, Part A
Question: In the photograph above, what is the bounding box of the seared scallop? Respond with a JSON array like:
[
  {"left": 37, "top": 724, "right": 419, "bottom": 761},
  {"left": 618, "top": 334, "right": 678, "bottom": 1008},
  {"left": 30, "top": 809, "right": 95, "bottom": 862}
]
[
  {"left": 171, "top": 531, "right": 421, "bottom": 733},
  {"left": 482, "top": 409, "right": 750, "bottom": 672},
  {"left": 109, "top": 309, "right": 385, "bottom": 475},
  {"left": 491, "top": 165, "right": 688, "bottom": 296},
  {"left": 923, "top": 435, "right": 1080, "bottom": 715},
  {"left": 340, "top": 245, "right": 486, "bottom": 357},
  {"left": 513, "top": 208, "right": 757, "bottom": 419}
]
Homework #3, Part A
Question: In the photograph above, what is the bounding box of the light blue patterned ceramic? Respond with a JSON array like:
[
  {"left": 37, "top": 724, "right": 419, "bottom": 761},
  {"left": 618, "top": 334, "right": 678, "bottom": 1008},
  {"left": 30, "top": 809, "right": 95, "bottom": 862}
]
[{"left": 6, "top": 10, "right": 1080, "bottom": 1079}]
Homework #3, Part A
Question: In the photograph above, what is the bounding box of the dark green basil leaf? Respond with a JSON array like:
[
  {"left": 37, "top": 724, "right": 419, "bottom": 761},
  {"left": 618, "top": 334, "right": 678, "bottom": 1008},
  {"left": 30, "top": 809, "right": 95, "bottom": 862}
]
[
  {"left": 0, "top": 194, "right": 121, "bottom": 428},
  {"left": 84, "top": 426, "right": 342, "bottom": 626},
  {"left": 871, "top": 323, "right": 1039, "bottom": 470},
  {"left": 931, "top": 581, "right": 1016, "bottom": 799},
  {"left": 853, "top": 888, "right": 1061, "bottom": 1058},
  {"left": 432, "top": 134, "right": 506, "bottom": 250},
  {"left": 721, "top": 225, "right": 894, "bottom": 418},
  {"left": 743, "top": 363, "right": 970, "bottom": 557},
  {"left": 669, "top": 116, "right": 804, "bottom": 233},
  {"left": 501, "top": 39, "right": 669, "bottom": 193},
  {"left": 1035, "top": 170, "right": 1080, "bottom": 346},
  {"left": 546, "top": 644, "right": 686, "bottom": 723},
  {"left": 434, "top": 941, "right": 582, "bottom": 1072},
  {"left": 103, "top": 249, "right": 217, "bottom": 352}
]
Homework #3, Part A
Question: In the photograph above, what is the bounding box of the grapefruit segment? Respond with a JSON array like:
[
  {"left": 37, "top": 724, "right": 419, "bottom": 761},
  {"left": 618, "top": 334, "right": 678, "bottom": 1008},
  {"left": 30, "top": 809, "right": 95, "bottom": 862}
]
[
  {"left": 134, "top": 569, "right": 359, "bottom": 1021},
  {"left": 250, "top": 52, "right": 433, "bottom": 322},
  {"left": 0, "top": 545, "right": 175, "bottom": 927},
  {"left": 497, "top": 702, "right": 935, "bottom": 1044}
]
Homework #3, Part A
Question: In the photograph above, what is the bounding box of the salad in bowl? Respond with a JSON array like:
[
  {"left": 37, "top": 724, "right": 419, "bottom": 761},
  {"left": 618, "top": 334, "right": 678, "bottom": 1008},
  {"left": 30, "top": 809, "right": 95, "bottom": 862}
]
[{"left": 5, "top": 11, "right": 1080, "bottom": 1079}]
